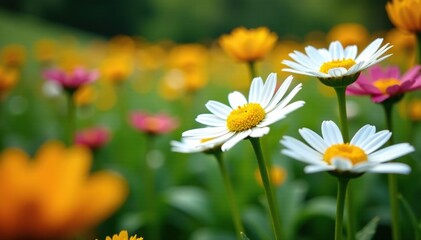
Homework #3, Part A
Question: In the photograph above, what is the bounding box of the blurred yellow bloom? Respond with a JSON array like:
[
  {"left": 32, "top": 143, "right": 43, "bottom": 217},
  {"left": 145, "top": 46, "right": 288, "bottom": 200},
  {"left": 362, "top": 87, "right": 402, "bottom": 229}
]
[
  {"left": 326, "top": 23, "right": 370, "bottom": 47},
  {"left": 136, "top": 44, "right": 166, "bottom": 71},
  {"left": 385, "top": 28, "right": 417, "bottom": 68},
  {"left": 34, "top": 39, "right": 58, "bottom": 64},
  {"left": 104, "top": 230, "right": 143, "bottom": 240},
  {"left": 0, "top": 65, "right": 19, "bottom": 99},
  {"left": 101, "top": 56, "right": 134, "bottom": 84},
  {"left": 255, "top": 165, "right": 287, "bottom": 187},
  {"left": 0, "top": 141, "right": 128, "bottom": 239},
  {"left": 74, "top": 84, "right": 97, "bottom": 106},
  {"left": 0, "top": 44, "right": 26, "bottom": 68},
  {"left": 403, "top": 98, "right": 421, "bottom": 121},
  {"left": 219, "top": 27, "right": 277, "bottom": 62},
  {"left": 386, "top": 0, "right": 421, "bottom": 33}
]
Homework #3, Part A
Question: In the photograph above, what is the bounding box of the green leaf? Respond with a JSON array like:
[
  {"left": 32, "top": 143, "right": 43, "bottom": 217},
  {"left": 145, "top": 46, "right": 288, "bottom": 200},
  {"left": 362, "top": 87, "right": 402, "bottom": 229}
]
[{"left": 356, "top": 216, "right": 380, "bottom": 240}]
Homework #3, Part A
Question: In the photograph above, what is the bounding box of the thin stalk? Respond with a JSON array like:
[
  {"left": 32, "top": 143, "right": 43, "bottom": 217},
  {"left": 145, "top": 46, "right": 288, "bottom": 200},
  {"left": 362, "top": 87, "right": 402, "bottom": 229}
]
[
  {"left": 141, "top": 135, "right": 160, "bottom": 240},
  {"left": 248, "top": 61, "right": 258, "bottom": 79},
  {"left": 333, "top": 86, "right": 356, "bottom": 240},
  {"left": 249, "top": 138, "right": 283, "bottom": 240},
  {"left": 213, "top": 151, "right": 245, "bottom": 240},
  {"left": 383, "top": 102, "right": 401, "bottom": 240},
  {"left": 335, "top": 177, "right": 350, "bottom": 240},
  {"left": 416, "top": 33, "right": 421, "bottom": 65},
  {"left": 66, "top": 93, "right": 76, "bottom": 146}
]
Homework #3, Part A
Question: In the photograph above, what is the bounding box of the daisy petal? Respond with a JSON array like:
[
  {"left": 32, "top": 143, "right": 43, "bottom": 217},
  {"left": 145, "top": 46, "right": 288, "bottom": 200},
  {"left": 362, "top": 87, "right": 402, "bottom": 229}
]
[
  {"left": 304, "top": 164, "right": 334, "bottom": 173},
  {"left": 366, "top": 162, "right": 411, "bottom": 174},
  {"left": 228, "top": 91, "right": 248, "bottom": 109}
]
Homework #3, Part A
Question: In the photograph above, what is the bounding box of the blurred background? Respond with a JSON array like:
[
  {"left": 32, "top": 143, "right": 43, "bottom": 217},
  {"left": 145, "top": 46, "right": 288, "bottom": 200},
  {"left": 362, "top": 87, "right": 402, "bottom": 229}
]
[{"left": 0, "top": 1, "right": 419, "bottom": 240}]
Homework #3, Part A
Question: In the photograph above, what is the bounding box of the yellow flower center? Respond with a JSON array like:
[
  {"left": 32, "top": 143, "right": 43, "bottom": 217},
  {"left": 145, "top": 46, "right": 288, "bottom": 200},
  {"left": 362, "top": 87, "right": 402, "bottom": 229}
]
[
  {"left": 373, "top": 78, "right": 401, "bottom": 94},
  {"left": 226, "top": 103, "right": 265, "bottom": 132},
  {"left": 319, "top": 59, "right": 356, "bottom": 74},
  {"left": 323, "top": 143, "right": 367, "bottom": 165}
]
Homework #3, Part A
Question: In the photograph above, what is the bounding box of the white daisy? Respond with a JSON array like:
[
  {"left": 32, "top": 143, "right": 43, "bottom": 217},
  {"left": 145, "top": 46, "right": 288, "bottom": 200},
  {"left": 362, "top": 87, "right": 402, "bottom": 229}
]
[
  {"left": 182, "top": 73, "right": 305, "bottom": 152},
  {"left": 280, "top": 120, "right": 413, "bottom": 175},
  {"left": 281, "top": 38, "right": 392, "bottom": 84},
  {"left": 170, "top": 137, "right": 219, "bottom": 153}
]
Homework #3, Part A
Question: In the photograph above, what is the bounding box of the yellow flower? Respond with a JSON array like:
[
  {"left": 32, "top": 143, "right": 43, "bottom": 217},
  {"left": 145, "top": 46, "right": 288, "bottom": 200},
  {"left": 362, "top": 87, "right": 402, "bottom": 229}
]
[
  {"left": 104, "top": 230, "right": 143, "bottom": 240},
  {"left": 386, "top": 0, "right": 421, "bottom": 33},
  {"left": 219, "top": 27, "right": 277, "bottom": 62},
  {"left": 0, "top": 65, "right": 19, "bottom": 99},
  {"left": 34, "top": 39, "right": 58, "bottom": 63},
  {"left": 385, "top": 28, "right": 417, "bottom": 68},
  {"left": 0, "top": 141, "right": 128, "bottom": 239},
  {"left": 100, "top": 56, "right": 134, "bottom": 84},
  {"left": 0, "top": 44, "right": 26, "bottom": 68},
  {"left": 255, "top": 165, "right": 287, "bottom": 187},
  {"left": 74, "top": 84, "right": 97, "bottom": 107},
  {"left": 326, "top": 23, "right": 370, "bottom": 48}
]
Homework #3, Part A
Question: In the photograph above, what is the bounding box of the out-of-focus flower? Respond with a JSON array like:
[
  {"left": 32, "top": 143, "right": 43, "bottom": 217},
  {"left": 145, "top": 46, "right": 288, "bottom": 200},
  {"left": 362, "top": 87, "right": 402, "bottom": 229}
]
[
  {"left": 103, "top": 230, "right": 143, "bottom": 240},
  {"left": 43, "top": 66, "right": 99, "bottom": 93},
  {"left": 282, "top": 38, "right": 392, "bottom": 87},
  {"left": 386, "top": 0, "right": 421, "bottom": 34},
  {"left": 0, "top": 141, "right": 128, "bottom": 239},
  {"left": 130, "top": 111, "right": 178, "bottom": 135},
  {"left": 73, "top": 85, "right": 97, "bottom": 107},
  {"left": 0, "top": 65, "right": 19, "bottom": 99},
  {"left": 280, "top": 120, "right": 413, "bottom": 176},
  {"left": 405, "top": 98, "right": 421, "bottom": 121},
  {"left": 100, "top": 56, "right": 134, "bottom": 84},
  {"left": 385, "top": 28, "right": 417, "bottom": 68},
  {"left": 0, "top": 44, "right": 26, "bottom": 68},
  {"left": 34, "top": 39, "right": 58, "bottom": 64},
  {"left": 75, "top": 127, "right": 111, "bottom": 149},
  {"left": 346, "top": 65, "right": 421, "bottom": 103},
  {"left": 136, "top": 43, "right": 166, "bottom": 71},
  {"left": 326, "top": 23, "right": 370, "bottom": 47},
  {"left": 255, "top": 165, "right": 287, "bottom": 187},
  {"left": 182, "top": 73, "right": 304, "bottom": 152},
  {"left": 219, "top": 27, "right": 277, "bottom": 62}
]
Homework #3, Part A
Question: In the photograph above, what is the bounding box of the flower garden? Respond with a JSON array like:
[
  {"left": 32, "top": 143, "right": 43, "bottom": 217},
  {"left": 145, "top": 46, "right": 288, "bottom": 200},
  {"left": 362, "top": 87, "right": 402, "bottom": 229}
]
[{"left": 0, "top": 1, "right": 420, "bottom": 239}]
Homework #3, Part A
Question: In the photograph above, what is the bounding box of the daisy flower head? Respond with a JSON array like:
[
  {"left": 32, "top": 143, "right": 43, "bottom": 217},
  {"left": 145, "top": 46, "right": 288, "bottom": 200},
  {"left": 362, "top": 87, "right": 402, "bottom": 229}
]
[
  {"left": 182, "top": 73, "right": 304, "bottom": 152},
  {"left": 280, "top": 120, "right": 414, "bottom": 177},
  {"left": 171, "top": 137, "right": 221, "bottom": 154},
  {"left": 346, "top": 64, "right": 421, "bottom": 103},
  {"left": 282, "top": 38, "right": 392, "bottom": 87}
]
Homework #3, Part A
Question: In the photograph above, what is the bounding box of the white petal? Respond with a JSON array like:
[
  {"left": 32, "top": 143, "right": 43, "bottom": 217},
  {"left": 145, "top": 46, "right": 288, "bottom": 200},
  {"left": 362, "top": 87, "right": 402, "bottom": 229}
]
[
  {"left": 321, "top": 121, "right": 343, "bottom": 145},
  {"left": 196, "top": 114, "right": 226, "bottom": 126},
  {"left": 299, "top": 127, "right": 329, "bottom": 153},
  {"left": 182, "top": 126, "right": 228, "bottom": 138},
  {"left": 271, "top": 83, "right": 303, "bottom": 112},
  {"left": 368, "top": 143, "right": 415, "bottom": 163},
  {"left": 265, "top": 75, "right": 294, "bottom": 112},
  {"left": 366, "top": 162, "right": 411, "bottom": 174},
  {"left": 280, "top": 136, "right": 324, "bottom": 165},
  {"left": 355, "top": 38, "right": 383, "bottom": 63},
  {"left": 259, "top": 73, "right": 277, "bottom": 108},
  {"left": 249, "top": 77, "right": 264, "bottom": 103},
  {"left": 249, "top": 127, "right": 270, "bottom": 137},
  {"left": 304, "top": 164, "right": 334, "bottom": 173},
  {"left": 328, "top": 67, "right": 347, "bottom": 77},
  {"left": 228, "top": 91, "right": 248, "bottom": 109},
  {"left": 261, "top": 101, "right": 304, "bottom": 126},
  {"left": 206, "top": 101, "right": 232, "bottom": 119},
  {"left": 344, "top": 45, "right": 357, "bottom": 59},
  {"left": 331, "top": 157, "right": 353, "bottom": 171},
  {"left": 221, "top": 130, "right": 251, "bottom": 151},
  {"left": 350, "top": 124, "right": 376, "bottom": 146},
  {"left": 360, "top": 130, "right": 391, "bottom": 154}
]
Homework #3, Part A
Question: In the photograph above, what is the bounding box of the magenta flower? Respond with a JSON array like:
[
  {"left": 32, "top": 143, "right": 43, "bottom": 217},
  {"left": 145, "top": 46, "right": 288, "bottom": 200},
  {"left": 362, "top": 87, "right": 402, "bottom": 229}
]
[
  {"left": 130, "top": 111, "right": 178, "bottom": 135},
  {"left": 74, "top": 126, "right": 111, "bottom": 149},
  {"left": 43, "top": 66, "right": 99, "bottom": 91},
  {"left": 346, "top": 65, "right": 421, "bottom": 103}
]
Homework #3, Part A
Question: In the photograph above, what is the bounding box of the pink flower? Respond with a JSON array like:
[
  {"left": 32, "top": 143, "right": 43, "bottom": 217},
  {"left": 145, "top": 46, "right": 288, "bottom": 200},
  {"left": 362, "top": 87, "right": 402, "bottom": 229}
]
[
  {"left": 43, "top": 66, "right": 99, "bottom": 91},
  {"left": 346, "top": 65, "right": 421, "bottom": 103},
  {"left": 74, "top": 126, "right": 111, "bottom": 149},
  {"left": 130, "top": 111, "right": 178, "bottom": 135}
]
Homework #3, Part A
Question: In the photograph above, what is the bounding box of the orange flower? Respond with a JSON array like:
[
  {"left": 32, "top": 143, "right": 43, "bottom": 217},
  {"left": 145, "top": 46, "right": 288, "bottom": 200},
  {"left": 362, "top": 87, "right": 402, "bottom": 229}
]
[
  {"left": 219, "top": 27, "right": 277, "bottom": 62},
  {"left": 0, "top": 65, "right": 19, "bottom": 99},
  {"left": 386, "top": 0, "right": 421, "bottom": 33},
  {"left": 104, "top": 230, "right": 143, "bottom": 240},
  {"left": 326, "top": 23, "right": 370, "bottom": 47},
  {"left": 0, "top": 44, "right": 26, "bottom": 68},
  {"left": 255, "top": 165, "right": 287, "bottom": 187},
  {"left": 0, "top": 141, "right": 128, "bottom": 239}
]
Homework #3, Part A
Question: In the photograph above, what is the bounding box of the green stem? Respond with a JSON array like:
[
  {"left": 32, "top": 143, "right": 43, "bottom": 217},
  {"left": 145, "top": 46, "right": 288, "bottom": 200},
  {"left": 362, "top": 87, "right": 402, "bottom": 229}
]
[
  {"left": 334, "top": 86, "right": 356, "bottom": 240},
  {"left": 416, "top": 33, "right": 421, "bottom": 65},
  {"left": 336, "top": 177, "right": 350, "bottom": 240},
  {"left": 248, "top": 61, "right": 258, "bottom": 79},
  {"left": 334, "top": 87, "right": 349, "bottom": 142},
  {"left": 141, "top": 135, "right": 160, "bottom": 240},
  {"left": 383, "top": 102, "right": 401, "bottom": 240},
  {"left": 66, "top": 92, "right": 76, "bottom": 146},
  {"left": 249, "top": 138, "right": 283, "bottom": 240},
  {"left": 213, "top": 151, "right": 245, "bottom": 240}
]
